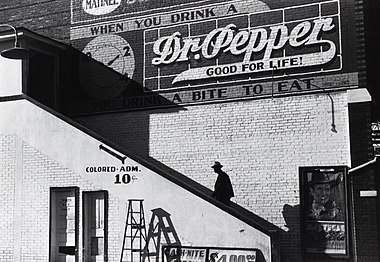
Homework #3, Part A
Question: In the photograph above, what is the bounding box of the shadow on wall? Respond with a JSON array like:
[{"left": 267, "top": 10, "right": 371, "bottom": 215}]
[
  {"left": 144, "top": 208, "right": 182, "bottom": 262},
  {"left": 121, "top": 201, "right": 270, "bottom": 262},
  {"left": 281, "top": 204, "right": 302, "bottom": 262},
  {"left": 50, "top": 41, "right": 282, "bottom": 261},
  {"left": 282, "top": 204, "right": 345, "bottom": 262},
  {"left": 137, "top": 158, "right": 282, "bottom": 262},
  {"left": 121, "top": 200, "right": 182, "bottom": 262},
  {"left": 58, "top": 45, "right": 186, "bottom": 114},
  {"left": 49, "top": 45, "right": 187, "bottom": 158}
]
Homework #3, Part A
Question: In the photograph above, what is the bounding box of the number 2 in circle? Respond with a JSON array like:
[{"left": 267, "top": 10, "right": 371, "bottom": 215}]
[{"left": 124, "top": 46, "right": 131, "bottom": 57}]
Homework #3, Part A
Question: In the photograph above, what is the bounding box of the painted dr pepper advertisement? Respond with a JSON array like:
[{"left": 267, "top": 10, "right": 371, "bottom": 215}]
[
  {"left": 69, "top": 0, "right": 357, "bottom": 113},
  {"left": 299, "top": 166, "right": 349, "bottom": 257}
]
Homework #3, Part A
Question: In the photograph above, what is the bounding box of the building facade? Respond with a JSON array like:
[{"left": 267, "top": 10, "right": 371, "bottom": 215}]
[{"left": 0, "top": 0, "right": 380, "bottom": 261}]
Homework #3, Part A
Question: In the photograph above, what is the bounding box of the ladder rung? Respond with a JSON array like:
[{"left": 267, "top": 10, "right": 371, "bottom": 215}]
[
  {"left": 145, "top": 252, "right": 158, "bottom": 256},
  {"left": 126, "top": 223, "right": 144, "bottom": 226},
  {"left": 122, "top": 247, "right": 142, "bottom": 250}
]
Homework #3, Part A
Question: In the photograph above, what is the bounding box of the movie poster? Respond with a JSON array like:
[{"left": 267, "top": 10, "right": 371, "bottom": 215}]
[{"left": 299, "top": 166, "right": 349, "bottom": 257}]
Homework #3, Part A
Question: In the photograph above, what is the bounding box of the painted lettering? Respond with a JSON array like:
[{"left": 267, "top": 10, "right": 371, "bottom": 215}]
[
  {"left": 120, "top": 166, "right": 139, "bottom": 172},
  {"left": 86, "top": 166, "right": 116, "bottom": 172},
  {"left": 83, "top": 0, "right": 121, "bottom": 15},
  {"left": 152, "top": 18, "right": 336, "bottom": 66},
  {"left": 269, "top": 57, "right": 303, "bottom": 69},
  {"left": 218, "top": 88, "right": 227, "bottom": 98},
  {"left": 135, "top": 19, "right": 143, "bottom": 28},
  {"left": 277, "top": 79, "right": 313, "bottom": 92},
  {"left": 192, "top": 88, "right": 227, "bottom": 101},
  {"left": 172, "top": 93, "right": 182, "bottom": 102},
  {"left": 206, "top": 65, "right": 238, "bottom": 77},
  {"left": 227, "top": 4, "right": 238, "bottom": 14},
  {"left": 90, "top": 23, "right": 124, "bottom": 35},
  {"left": 122, "top": 95, "right": 163, "bottom": 108},
  {"left": 135, "top": 17, "right": 161, "bottom": 28},
  {"left": 152, "top": 32, "right": 182, "bottom": 65},
  {"left": 242, "top": 62, "right": 264, "bottom": 72},
  {"left": 115, "top": 173, "right": 131, "bottom": 184},
  {"left": 85, "top": 0, "right": 120, "bottom": 9},
  {"left": 303, "top": 79, "right": 313, "bottom": 90},
  {"left": 91, "top": 100, "right": 116, "bottom": 110},
  {"left": 171, "top": 8, "right": 216, "bottom": 23},
  {"left": 243, "top": 84, "right": 263, "bottom": 96},
  {"left": 278, "top": 81, "right": 288, "bottom": 92},
  {"left": 290, "top": 80, "right": 302, "bottom": 91}
]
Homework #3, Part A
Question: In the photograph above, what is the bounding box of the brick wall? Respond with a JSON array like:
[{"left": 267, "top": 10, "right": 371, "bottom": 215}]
[
  {"left": 75, "top": 91, "right": 351, "bottom": 261},
  {"left": 22, "top": 140, "right": 125, "bottom": 262},
  {"left": 0, "top": 134, "right": 123, "bottom": 261},
  {"left": 0, "top": 135, "right": 16, "bottom": 261},
  {"left": 0, "top": 0, "right": 71, "bottom": 43},
  {"left": 0, "top": 0, "right": 372, "bottom": 261}
]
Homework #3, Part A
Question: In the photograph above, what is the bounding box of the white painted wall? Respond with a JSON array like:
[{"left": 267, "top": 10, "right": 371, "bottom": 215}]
[
  {"left": 0, "top": 56, "right": 22, "bottom": 96},
  {"left": 0, "top": 99, "right": 273, "bottom": 261}
]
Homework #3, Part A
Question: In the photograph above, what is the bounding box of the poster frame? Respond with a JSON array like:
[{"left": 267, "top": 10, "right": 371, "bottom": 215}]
[{"left": 299, "top": 166, "right": 350, "bottom": 258}]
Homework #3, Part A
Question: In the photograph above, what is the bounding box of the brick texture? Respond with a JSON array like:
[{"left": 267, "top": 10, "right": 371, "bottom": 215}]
[
  {"left": 76, "top": 92, "right": 351, "bottom": 262},
  {"left": 0, "top": 135, "right": 16, "bottom": 262},
  {"left": 0, "top": 1, "right": 71, "bottom": 43},
  {"left": 0, "top": 135, "right": 123, "bottom": 261},
  {"left": 0, "top": 0, "right": 376, "bottom": 261}
]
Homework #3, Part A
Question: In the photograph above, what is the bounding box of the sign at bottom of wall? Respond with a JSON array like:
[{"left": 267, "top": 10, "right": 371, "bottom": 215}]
[{"left": 162, "top": 246, "right": 259, "bottom": 262}]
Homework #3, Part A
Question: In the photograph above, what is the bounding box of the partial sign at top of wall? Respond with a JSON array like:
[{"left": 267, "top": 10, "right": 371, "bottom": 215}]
[{"left": 72, "top": 0, "right": 268, "bottom": 24}]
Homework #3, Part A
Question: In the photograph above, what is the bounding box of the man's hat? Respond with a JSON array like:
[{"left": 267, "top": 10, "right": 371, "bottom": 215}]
[
  {"left": 309, "top": 171, "right": 337, "bottom": 187},
  {"left": 211, "top": 161, "right": 223, "bottom": 168}
]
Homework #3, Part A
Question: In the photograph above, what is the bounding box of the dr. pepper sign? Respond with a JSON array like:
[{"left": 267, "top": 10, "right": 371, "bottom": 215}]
[
  {"left": 71, "top": 0, "right": 342, "bottom": 89},
  {"left": 149, "top": 12, "right": 339, "bottom": 87},
  {"left": 144, "top": 0, "right": 341, "bottom": 90},
  {"left": 69, "top": 0, "right": 355, "bottom": 112}
]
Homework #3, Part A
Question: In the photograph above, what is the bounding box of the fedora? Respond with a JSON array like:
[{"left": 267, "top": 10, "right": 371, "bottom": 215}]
[
  {"left": 309, "top": 171, "right": 337, "bottom": 187},
  {"left": 211, "top": 161, "right": 223, "bottom": 168}
]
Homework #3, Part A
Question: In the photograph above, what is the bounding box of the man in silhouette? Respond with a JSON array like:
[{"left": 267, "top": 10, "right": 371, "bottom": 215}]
[{"left": 211, "top": 161, "right": 234, "bottom": 205}]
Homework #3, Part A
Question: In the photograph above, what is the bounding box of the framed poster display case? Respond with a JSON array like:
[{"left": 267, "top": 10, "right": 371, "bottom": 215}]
[{"left": 299, "top": 166, "right": 350, "bottom": 258}]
